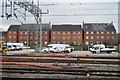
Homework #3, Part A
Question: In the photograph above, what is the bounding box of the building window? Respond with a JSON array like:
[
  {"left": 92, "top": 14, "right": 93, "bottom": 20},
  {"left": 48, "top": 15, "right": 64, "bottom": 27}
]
[
  {"left": 78, "top": 32, "right": 80, "bottom": 34},
  {"left": 68, "top": 32, "right": 70, "bottom": 34},
  {"left": 112, "top": 32, "right": 114, "bottom": 35},
  {"left": 20, "top": 36, "right": 23, "bottom": 40},
  {"left": 68, "top": 36, "right": 70, "bottom": 40},
  {"left": 91, "top": 32, "right": 93, "bottom": 34},
  {"left": 9, "top": 36, "right": 12, "bottom": 39},
  {"left": 63, "top": 32, "right": 65, "bottom": 35},
  {"left": 30, "top": 32, "right": 32, "bottom": 35},
  {"left": 45, "top": 32, "right": 47, "bottom": 35},
  {"left": 25, "top": 32, "right": 27, "bottom": 34},
  {"left": 35, "top": 36, "right": 37, "bottom": 40},
  {"left": 53, "top": 32, "right": 55, "bottom": 34},
  {"left": 57, "top": 36, "right": 60, "bottom": 40},
  {"left": 97, "top": 36, "right": 99, "bottom": 39},
  {"left": 86, "top": 42, "right": 89, "bottom": 45},
  {"left": 97, "top": 41, "right": 99, "bottom": 44},
  {"left": 14, "top": 32, "right": 16, "bottom": 34},
  {"left": 30, "top": 36, "right": 32, "bottom": 40},
  {"left": 101, "top": 36, "right": 104, "bottom": 39},
  {"left": 86, "top": 32, "right": 89, "bottom": 34},
  {"left": 97, "top": 32, "right": 99, "bottom": 34},
  {"left": 14, "top": 36, "right": 16, "bottom": 39},
  {"left": 45, "top": 36, "right": 47, "bottom": 39},
  {"left": 20, "top": 32, "right": 23, "bottom": 34},
  {"left": 52, "top": 36, "right": 55, "bottom": 40},
  {"left": 25, "top": 36, "right": 27, "bottom": 40},
  {"left": 73, "top": 36, "right": 76, "bottom": 40},
  {"left": 101, "top": 32, "right": 104, "bottom": 34},
  {"left": 57, "top": 32, "right": 60, "bottom": 34},
  {"left": 63, "top": 36, "right": 65, "bottom": 40},
  {"left": 73, "top": 41, "right": 76, "bottom": 45},
  {"left": 73, "top": 32, "right": 76, "bottom": 34},
  {"left": 107, "top": 32, "right": 110, "bottom": 34},
  {"left": 112, "top": 36, "right": 114, "bottom": 39},
  {"left": 91, "top": 36, "right": 93, "bottom": 39},
  {"left": 86, "top": 36, "right": 88, "bottom": 39},
  {"left": 78, "top": 36, "right": 80, "bottom": 39},
  {"left": 107, "top": 36, "right": 110, "bottom": 39}
]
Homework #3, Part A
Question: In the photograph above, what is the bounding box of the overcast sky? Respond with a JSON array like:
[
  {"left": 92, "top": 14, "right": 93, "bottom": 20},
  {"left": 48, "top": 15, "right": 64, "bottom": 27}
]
[{"left": 0, "top": 0, "right": 120, "bottom": 33}]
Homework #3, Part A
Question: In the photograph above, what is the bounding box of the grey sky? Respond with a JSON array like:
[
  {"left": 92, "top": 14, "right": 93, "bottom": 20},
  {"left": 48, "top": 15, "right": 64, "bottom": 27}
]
[{"left": 0, "top": 0, "right": 120, "bottom": 33}]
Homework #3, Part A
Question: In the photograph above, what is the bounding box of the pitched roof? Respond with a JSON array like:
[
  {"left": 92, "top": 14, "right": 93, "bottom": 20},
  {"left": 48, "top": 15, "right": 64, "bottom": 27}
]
[
  {"left": 52, "top": 24, "right": 82, "bottom": 31},
  {"left": 83, "top": 23, "right": 116, "bottom": 32},
  {"left": 19, "top": 24, "right": 50, "bottom": 31},
  {"left": 8, "top": 24, "right": 50, "bottom": 32},
  {"left": 8, "top": 25, "right": 20, "bottom": 31}
]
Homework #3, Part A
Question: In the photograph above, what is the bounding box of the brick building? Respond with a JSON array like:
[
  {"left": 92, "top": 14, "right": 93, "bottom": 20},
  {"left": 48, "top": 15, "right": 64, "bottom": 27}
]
[
  {"left": 83, "top": 22, "right": 116, "bottom": 46},
  {"left": 7, "top": 23, "right": 50, "bottom": 46},
  {"left": 0, "top": 31, "right": 7, "bottom": 42},
  {"left": 6, "top": 22, "right": 117, "bottom": 47},
  {"left": 51, "top": 24, "right": 83, "bottom": 45},
  {"left": 7, "top": 25, "right": 20, "bottom": 42}
]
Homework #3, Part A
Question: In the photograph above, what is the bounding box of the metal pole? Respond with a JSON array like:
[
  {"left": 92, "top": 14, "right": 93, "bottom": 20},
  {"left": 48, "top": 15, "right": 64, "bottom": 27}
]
[
  {"left": 39, "top": 11, "right": 42, "bottom": 53},
  {"left": 27, "top": 28, "right": 29, "bottom": 52},
  {"left": 35, "top": 23, "right": 38, "bottom": 53}
]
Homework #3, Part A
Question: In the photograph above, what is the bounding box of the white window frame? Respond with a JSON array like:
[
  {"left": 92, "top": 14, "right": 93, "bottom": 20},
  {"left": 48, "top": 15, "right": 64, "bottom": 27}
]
[
  {"left": 91, "top": 32, "right": 93, "bottom": 34},
  {"left": 67, "top": 32, "right": 70, "bottom": 34},
  {"left": 86, "top": 32, "right": 89, "bottom": 34},
  {"left": 53, "top": 32, "right": 55, "bottom": 34},
  {"left": 91, "top": 36, "right": 93, "bottom": 39},
  {"left": 86, "top": 36, "right": 88, "bottom": 39},
  {"left": 112, "top": 32, "right": 114, "bottom": 35},
  {"left": 107, "top": 32, "right": 110, "bottom": 34},
  {"left": 57, "top": 32, "right": 60, "bottom": 34},
  {"left": 63, "top": 32, "right": 65, "bottom": 35},
  {"left": 73, "top": 32, "right": 76, "bottom": 34},
  {"left": 86, "top": 42, "right": 89, "bottom": 45},
  {"left": 101, "top": 32, "right": 104, "bottom": 34},
  {"left": 97, "top": 32, "right": 99, "bottom": 34},
  {"left": 101, "top": 36, "right": 104, "bottom": 39}
]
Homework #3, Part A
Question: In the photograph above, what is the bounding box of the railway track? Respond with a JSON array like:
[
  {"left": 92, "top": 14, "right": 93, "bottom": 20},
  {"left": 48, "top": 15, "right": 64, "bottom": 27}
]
[
  {"left": 1, "top": 54, "right": 120, "bottom": 79},
  {"left": 1, "top": 56, "right": 119, "bottom": 65}
]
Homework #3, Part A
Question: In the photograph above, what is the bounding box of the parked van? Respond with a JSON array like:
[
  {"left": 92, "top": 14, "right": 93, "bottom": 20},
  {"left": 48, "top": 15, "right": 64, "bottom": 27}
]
[
  {"left": 7, "top": 43, "right": 24, "bottom": 51},
  {"left": 90, "top": 44, "right": 116, "bottom": 54},
  {"left": 41, "top": 44, "right": 73, "bottom": 53}
]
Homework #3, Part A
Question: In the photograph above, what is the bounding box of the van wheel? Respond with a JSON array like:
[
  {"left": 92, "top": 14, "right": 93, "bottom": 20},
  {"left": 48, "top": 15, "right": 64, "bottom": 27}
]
[
  {"left": 66, "top": 50, "right": 69, "bottom": 53},
  {"left": 44, "top": 50, "right": 47, "bottom": 53},
  {"left": 93, "top": 51, "right": 96, "bottom": 54},
  {"left": 107, "top": 51, "right": 111, "bottom": 54}
]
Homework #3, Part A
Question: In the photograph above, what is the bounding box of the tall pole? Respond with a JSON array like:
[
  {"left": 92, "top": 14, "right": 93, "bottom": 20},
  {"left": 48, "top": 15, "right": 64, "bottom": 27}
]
[
  {"left": 27, "top": 28, "right": 29, "bottom": 52},
  {"left": 39, "top": 11, "right": 42, "bottom": 53}
]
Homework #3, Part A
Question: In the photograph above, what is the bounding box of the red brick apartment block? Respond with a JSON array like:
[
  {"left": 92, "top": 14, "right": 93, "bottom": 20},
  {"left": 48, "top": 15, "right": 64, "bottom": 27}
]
[
  {"left": 7, "top": 23, "right": 50, "bottom": 46},
  {"left": 6, "top": 22, "right": 117, "bottom": 47},
  {"left": 83, "top": 22, "right": 116, "bottom": 46},
  {"left": 51, "top": 24, "right": 83, "bottom": 45}
]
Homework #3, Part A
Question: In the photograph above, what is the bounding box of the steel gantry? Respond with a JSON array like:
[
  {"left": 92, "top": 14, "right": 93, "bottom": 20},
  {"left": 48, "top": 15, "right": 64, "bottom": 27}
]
[{"left": 1, "top": 0, "right": 49, "bottom": 53}]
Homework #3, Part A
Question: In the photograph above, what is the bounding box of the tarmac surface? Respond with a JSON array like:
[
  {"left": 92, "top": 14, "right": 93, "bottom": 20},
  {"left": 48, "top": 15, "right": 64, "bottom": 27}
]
[{"left": 4, "top": 49, "right": 119, "bottom": 58}]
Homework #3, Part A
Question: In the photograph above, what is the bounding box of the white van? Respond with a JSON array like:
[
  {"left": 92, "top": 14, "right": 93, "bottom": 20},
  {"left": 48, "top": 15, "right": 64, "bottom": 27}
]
[
  {"left": 90, "top": 44, "right": 115, "bottom": 53},
  {"left": 41, "top": 44, "right": 73, "bottom": 53},
  {"left": 7, "top": 43, "right": 24, "bottom": 51}
]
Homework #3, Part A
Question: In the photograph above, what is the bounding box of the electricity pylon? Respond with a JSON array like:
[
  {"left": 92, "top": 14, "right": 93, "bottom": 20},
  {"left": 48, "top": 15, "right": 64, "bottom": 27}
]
[{"left": 1, "top": 0, "right": 49, "bottom": 53}]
